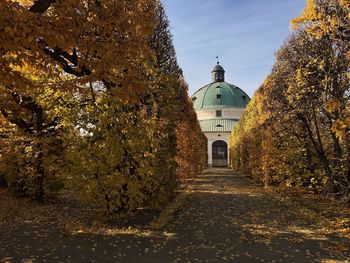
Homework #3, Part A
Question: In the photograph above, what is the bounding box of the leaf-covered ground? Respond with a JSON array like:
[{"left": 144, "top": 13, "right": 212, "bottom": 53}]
[{"left": 1, "top": 168, "right": 349, "bottom": 262}]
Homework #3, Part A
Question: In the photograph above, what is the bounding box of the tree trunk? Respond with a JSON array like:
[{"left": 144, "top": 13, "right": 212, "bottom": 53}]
[
  {"left": 35, "top": 104, "right": 45, "bottom": 201},
  {"left": 35, "top": 142, "right": 44, "bottom": 201},
  {"left": 299, "top": 114, "right": 334, "bottom": 191},
  {"left": 0, "top": 173, "right": 6, "bottom": 188}
]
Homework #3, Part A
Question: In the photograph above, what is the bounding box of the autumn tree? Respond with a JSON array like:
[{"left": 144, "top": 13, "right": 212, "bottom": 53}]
[
  {"left": 148, "top": 5, "right": 207, "bottom": 179},
  {"left": 0, "top": 0, "right": 206, "bottom": 213},
  {"left": 65, "top": 2, "right": 206, "bottom": 212},
  {"left": 175, "top": 77, "right": 207, "bottom": 179},
  {"left": 291, "top": 0, "right": 350, "bottom": 196},
  {"left": 0, "top": 0, "right": 159, "bottom": 201},
  {"left": 230, "top": 0, "right": 350, "bottom": 202}
]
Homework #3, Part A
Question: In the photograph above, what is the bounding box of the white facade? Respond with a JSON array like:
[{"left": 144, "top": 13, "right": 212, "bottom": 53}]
[{"left": 196, "top": 107, "right": 242, "bottom": 121}]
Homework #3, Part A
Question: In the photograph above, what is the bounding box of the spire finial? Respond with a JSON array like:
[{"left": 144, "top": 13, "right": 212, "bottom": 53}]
[{"left": 216, "top": 56, "right": 219, "bottom": 65}]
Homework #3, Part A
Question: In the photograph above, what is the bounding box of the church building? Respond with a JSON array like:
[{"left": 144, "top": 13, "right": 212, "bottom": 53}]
[{"left": 192, "top": 63, "right": 250, "bottom": 167}]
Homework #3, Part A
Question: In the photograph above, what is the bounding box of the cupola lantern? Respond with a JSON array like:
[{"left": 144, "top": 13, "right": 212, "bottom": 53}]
[{"left": 211, "top": 62, "right": 225, "bottom": 82}]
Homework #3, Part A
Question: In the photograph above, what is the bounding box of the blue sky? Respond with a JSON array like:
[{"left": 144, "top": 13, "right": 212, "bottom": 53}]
[{"left": 162, "top": 0, "right": 306, "bottom": 97}]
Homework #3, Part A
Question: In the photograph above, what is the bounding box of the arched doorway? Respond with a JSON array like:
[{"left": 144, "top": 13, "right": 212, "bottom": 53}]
[{"left": 212, "top": 140, "right": 228, "bottom": 167}]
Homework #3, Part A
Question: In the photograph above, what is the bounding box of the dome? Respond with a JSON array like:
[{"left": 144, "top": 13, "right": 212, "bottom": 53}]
[
  {"left": 212, "top": 64, "right": 225, "bottom": 73},
  {"left": 192, "top": 82, "right": 250, "bottom": 109}
]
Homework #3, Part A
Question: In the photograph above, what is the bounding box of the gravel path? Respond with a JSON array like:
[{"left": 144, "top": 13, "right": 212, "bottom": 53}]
[{"left": 1, "top": 168, "right": 349, "bottom": 262}]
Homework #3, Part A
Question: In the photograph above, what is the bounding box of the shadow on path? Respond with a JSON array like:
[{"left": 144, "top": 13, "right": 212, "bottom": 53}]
[{"left": 1, "top": 169, "right": 349, "bottom": 262}]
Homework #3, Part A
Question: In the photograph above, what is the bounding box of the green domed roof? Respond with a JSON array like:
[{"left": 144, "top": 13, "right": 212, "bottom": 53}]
[
  {"left": 192, "top": 82, "right": 250, "bottom": 109},
  {"left": 212, "top": 64, "right": 225, "bottom": 72}
]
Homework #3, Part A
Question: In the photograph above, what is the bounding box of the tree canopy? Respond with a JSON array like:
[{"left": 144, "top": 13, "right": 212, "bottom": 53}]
[
  {"left": 0, "top": 0, "right": 206, "bottom": 212},
  {"left": 230, "top": 0, "right": 350, "bottom": 203}
]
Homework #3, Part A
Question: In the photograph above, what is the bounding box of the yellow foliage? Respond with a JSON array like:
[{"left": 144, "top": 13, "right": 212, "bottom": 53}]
[
  {"left": 0, "top": 0, "right": 205, "bottom": 210},
  {"left": 291, "top": 0, "right": 320, "bottom": 30},
  {"left": 230, "top": 0, "right": 350, "bottom": 201},
  {"left": 332, "top": 119, "right": 349, "bottom": 139},
  {"left": 340, "top": 0, "right": 350, "bottom": 8},
  {"left": 325, "top": 99, "right": 341, "bottom": 113}
]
